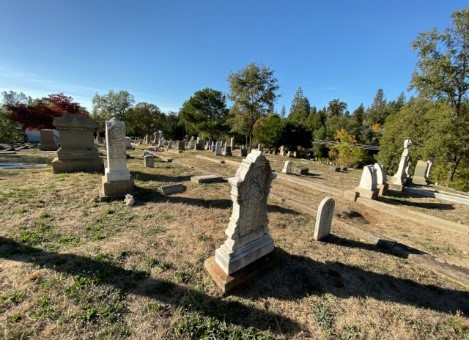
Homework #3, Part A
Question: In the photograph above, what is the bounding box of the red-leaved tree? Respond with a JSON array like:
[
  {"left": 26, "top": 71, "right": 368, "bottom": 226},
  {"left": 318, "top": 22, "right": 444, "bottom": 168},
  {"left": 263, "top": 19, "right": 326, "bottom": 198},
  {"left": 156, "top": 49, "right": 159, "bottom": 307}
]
[{"left": 7, "top": 93, "right": 89, "bottom": 129}]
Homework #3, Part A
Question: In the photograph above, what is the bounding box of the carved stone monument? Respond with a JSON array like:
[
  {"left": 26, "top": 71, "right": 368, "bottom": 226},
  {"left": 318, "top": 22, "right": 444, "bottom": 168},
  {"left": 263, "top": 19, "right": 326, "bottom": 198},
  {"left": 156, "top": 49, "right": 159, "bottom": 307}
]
[
  {"left": 355, "top": 164, "right": 378, "bottom": 199},
  {"left": 52, "top": 114, "right": 104, "bottom": 174},
  {"left": 313, "top": 197, "right": 335, "bottom": 241},
  {"left": 99, "top": 119, "right": 133, "bottom": 200},
  {"left": 390, "top": 139, "right": 412, "bottom": 190},
  {"left": 205, "top": 150, "right": 276, "bottom": 292}
]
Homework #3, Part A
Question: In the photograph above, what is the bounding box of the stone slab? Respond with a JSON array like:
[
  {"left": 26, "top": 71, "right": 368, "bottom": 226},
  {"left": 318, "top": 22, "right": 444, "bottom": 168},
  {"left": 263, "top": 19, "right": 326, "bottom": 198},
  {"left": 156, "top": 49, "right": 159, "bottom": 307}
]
[
  {"left": 293, "top": 166, "right": 309, "bottom": 175},
  {"left": 191, "top": 175, "right": 226, "bottom": 184},
  {"left": 52, "top": 157, "right": 104, "bottom": 174},
  {"left": 100, "top": 179, "right": 134, "bottom": 201},
  {"left": 158, "top": 184, "right": 186, "bottom": 195},
  {"left": 204, "top": 249, "right": 279, "bottom": 293},
  {"left": 378, "top": 183, "right": 389, "bottom": 196},
  {"left": 355, "top": 186, "right": 379, "bottom": 200}
]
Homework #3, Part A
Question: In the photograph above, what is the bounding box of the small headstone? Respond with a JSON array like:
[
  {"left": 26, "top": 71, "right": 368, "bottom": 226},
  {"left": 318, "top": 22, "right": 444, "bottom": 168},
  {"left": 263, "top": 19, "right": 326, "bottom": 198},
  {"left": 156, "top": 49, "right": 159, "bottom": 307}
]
[
  {"left": 355, "top": 165, "right": 378, "bottom": 199},
  {"left": 144, "top": 154, "right": 155, "bottom": 168},
  {"left": 159, "top": 184, "right": 186, "bottom": 195},
  {"left": 313, "top": 197, "right": 335, "bottom": 241},
  {"left": 240, "top": 147, "right": 248, "bottom": 157},
  {"left": 282, "top": 161, "right": 292, "bottom": 174},
  {"left": 412, "top": 160, "right": 430, "bottom": 185},
  {"left": 191, "top": 175, "right": 225, "bottom": 184},
  {"left": 124, "top": 137, "right": 133, "bottom": 149},
  {"left": 177, "top": 141, "right": 185, "bottom": 151},
  {"left": 38, "top": 129, "right": 59, "bottom": 151}
]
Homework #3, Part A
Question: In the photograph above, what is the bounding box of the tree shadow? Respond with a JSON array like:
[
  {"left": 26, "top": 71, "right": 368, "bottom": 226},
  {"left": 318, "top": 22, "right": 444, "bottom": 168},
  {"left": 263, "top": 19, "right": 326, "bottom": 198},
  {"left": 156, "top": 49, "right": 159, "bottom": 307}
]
[
  {"left": 377, "top": 196, "right": 455, "bottom": 210},
  {"left": 0, "top": 237, "right": 301, "bottom": 335},
  {"left": 233, "top": 248, "right": 469, "bottom": 315},
  {"left": 131, "top": 170, "right": 192, "bottom": 183}
]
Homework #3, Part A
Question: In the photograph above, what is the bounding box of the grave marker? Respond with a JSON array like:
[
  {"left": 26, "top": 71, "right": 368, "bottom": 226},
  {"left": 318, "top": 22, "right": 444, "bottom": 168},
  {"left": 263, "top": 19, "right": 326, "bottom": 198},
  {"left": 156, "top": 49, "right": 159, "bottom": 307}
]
[{"left": 313, "top": 197, "right": 335, "bottom": 241}]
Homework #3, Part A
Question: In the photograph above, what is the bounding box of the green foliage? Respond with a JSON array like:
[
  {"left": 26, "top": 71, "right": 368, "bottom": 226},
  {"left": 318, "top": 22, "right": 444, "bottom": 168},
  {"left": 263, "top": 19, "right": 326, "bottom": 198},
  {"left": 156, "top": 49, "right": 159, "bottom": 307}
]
[
  {"left": 0, "top": 107, "right": 24, "bottom": 143},
  {"left": 179, "top": 88, "right": 229, "bottom": 140},
  {"left": 123, "top": 102, "right": 165, "bottom": 137},
  {"left": 252, "top": 114, "right": 284, "bottom": 148},
  {"left": 330, "top": 128, "right": 366, "bottom": 167},
  {"left": 92, "top": 90, "right": 135, "bottom": 127},
  {"left": 228, "top": 63, "right": 279, "bottom": 148},
  {"left": 289, "top": 87, "right": 311, "bottom": 126}
]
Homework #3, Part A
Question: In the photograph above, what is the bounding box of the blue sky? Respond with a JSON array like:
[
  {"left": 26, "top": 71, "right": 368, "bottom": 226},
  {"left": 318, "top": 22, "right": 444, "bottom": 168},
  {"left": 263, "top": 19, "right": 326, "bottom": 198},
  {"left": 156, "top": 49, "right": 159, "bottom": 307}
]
[{"left": 0, "top": 1, "right": 466, "bottom": 114}]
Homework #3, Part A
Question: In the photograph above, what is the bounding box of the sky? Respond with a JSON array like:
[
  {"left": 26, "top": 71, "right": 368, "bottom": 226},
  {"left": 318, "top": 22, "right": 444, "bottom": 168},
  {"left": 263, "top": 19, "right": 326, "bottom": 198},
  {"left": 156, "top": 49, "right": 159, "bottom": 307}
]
[{"left": 0, "top": 1, "right": 467, "bottom": 114}]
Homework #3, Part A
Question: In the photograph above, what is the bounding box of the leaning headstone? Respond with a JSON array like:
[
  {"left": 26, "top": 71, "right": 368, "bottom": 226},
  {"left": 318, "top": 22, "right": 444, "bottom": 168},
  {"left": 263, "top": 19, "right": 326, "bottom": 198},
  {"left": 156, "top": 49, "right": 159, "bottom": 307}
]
[
  {"left": 313, "top": 197, "right": 335, "bottom": 241},
  {"left": 205, "top": 150, "right": 277, "bottom": 292},
  {"left": 355, "top": 164, "right": 378, "bottom": 199},
  {"left": 38, "top": 129, "right": 59, "bottom": 151},
  {"left": 144, "top": 154, "right": 155, "bottom": 168},
  {"left": 99, "top": 119, "right": 134, "bottom": 200},
  {"left": 52, "top": 114, "right": 104, "bottom": 174},
  {"left": 413, "top": 160, "right": 430, "bottom": 185},
  {"left": 282, "top": 161, "right": 292, "bottom": 174},
  {"left": 390, "top": 139, "right": 412, "bottom": 190},
  {"left": 374, "top": 163, "right": 389, "bottom": 195}
]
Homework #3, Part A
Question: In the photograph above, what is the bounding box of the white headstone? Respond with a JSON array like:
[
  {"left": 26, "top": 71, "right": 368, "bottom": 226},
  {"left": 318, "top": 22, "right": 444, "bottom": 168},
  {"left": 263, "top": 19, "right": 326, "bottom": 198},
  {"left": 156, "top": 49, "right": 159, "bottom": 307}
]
[
  {"left": 392, "top": 139, "right": 412, "bottom": 186},
  {"left": 373, "top": 163, "right": 387, "bottom": 185},
  {"left": 358, "top": 165, "right": 377, "bottom": 190},
  {"left": 282, "top": 161, "right": 292, "bottom": 174},
  {"left": 313, "top": 197, "right": 335, "bottom": 241},
  {"left": 104, "top": 119, "right": 131, "bottom": 182}
]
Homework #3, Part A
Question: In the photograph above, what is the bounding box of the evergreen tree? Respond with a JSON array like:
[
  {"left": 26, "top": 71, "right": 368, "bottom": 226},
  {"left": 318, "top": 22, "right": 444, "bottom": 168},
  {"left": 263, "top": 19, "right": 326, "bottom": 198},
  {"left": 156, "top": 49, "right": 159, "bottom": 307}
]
[{"left": 288, "top": 87, "right": 311, "bottom": 126}]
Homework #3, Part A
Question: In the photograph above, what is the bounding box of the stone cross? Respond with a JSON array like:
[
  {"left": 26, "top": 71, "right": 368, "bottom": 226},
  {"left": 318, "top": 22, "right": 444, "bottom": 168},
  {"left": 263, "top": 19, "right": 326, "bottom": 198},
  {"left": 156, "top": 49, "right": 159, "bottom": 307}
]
[
  {"left": 313, "top": 197, "right": 335, "bottom": 241},
  {"left": 214, "top": 150, "right": 276, "bottom": 275}
]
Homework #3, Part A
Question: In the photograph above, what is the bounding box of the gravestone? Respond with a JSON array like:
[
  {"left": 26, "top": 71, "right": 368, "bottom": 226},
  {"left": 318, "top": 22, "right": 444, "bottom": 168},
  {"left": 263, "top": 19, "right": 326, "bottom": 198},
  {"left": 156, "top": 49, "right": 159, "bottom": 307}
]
[
  {"left": 355, "top": 164, "right": 378, "bottom": 199},
  {"left": 215, "top": 141, "right": 222, "bottom": 156},
  {"left": 413, "top": 160, "right": 430, "bottom": 185},
  {"left": 313, "top": 197, "right": 335, "bottom": 241},
  {"left": 293, "top": 166, "right": 309, "bottom": 175},
  {"left": 124, "top": 137, "right": 133, "bottom": 149},
  {"left": 282, "top": 161, "right": 292, "bottom": 174},
  {"left": 159, "top": 184, "right": 186, "bottom": 195},
  {"left": 279, "top": 146, "right": 285, "bottom": 156},
  {"left": 426, "top": 160, "right": 433, "bottom": 180},
  {"left": 239, "top": 147, "right": 248, "bottom": 157},
  {"left": 224, "top": 146, "right": 232, "bottom": 156},
  {"left": 144, "top": 154, "right": 155, "bottom": 168},
  {"left": 191, "top": 175, "right": 225, "bottom": 184},
  {"left": 177, "top": 141, "right": 185, "bottom": 151},
  {"left": 230, "top": 137, "right": 235, "bottom": 150},
  {"left": 195, "top": 140, "right": 204, "bottom": 150},
  {"left": 38, "top": 129, "right": 59, "bottom": 151},
  {"left": 99, "top": 119, "right": 133, "bottom": 200},
  {"left": 187, "top": 136, "right": 195, "bottom": 150},
  {"left": 390, "top": 139, "right": 412, "bottom": 190},
  {"left": 205, "top": 150, "right": 276, "bottom": 292},
  {"left": 52, "top": 114, "right": 104, "bottom": 174},
  {"left": 374, "top": 163, "right": 388, "bottom": 195}
]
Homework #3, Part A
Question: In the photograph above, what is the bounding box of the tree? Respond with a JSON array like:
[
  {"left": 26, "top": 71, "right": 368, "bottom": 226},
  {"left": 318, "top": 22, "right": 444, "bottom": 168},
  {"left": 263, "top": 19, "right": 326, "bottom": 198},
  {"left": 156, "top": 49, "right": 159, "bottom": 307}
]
[
  {"left": 279, "top": 121, "right": 312, "bottom": 151},
  {"left": 92, "top": 90, "right": 135, "bottom": 128},
  {"left": 330, "top": 128, "right": 366, "bottom": 167},
  {"left": 1, "top": 90, "right": 31, "bottom": 106},
  {"left": 7, "top": 93, "right": 88, "bottom": 130},
  {"left": 253, "top": 114, "right": 284, "bottom": 148},
  {"left": 365, "top": 88, "right": 389, "bottom": 126},
  {"left": 179, "top": 88, "right": 229, "bottom": 140},
  {"left": 410, "top": 9, "right": 469, "bottom": 182},
  {"left": 288, "top": 87, "right": 311, "bottom": 126},
  {"left": 325, "top": 99, "right": 348, "bottom": 139},
  {"left": 228, "top": 63, "right": 279, "bottom": 148},
  {"left": 122, "top": 102, "right": 166, "bottom": 137}
]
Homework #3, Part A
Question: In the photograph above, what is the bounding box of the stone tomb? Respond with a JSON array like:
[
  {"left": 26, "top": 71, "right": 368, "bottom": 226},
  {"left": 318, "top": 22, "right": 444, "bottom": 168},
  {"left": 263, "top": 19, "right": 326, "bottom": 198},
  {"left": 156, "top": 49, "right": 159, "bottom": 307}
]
[
  {"left": 355, "top": 165, "right": 378, "bottom": 199},
  {"left": 413, "top": 160, "right": 430, "bottom": 185},
  {"left": 374, "top": 163, "right": 389, "bottom": 195},
  {"left": 38, "top": 129, "right": 59, "bottom": 151},
  {"left": 99, "top": 119, "right": 134, "bottom": 200},
  {"left": 205, "top": 150, "right": 276, "bottom": 292},
  {"left": 313, "top": 197, "right": 335, "bottom": 241},
  {"left": 52, "top": 114, "right": 104, "bottom": 174}
]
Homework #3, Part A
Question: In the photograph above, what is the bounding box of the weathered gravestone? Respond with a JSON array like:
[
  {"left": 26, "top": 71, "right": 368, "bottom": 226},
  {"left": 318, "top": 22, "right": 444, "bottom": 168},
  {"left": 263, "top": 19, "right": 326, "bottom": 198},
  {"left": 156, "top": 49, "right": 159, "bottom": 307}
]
[
  {"left": 99, "top": 119, "right": 133, "bottom": 200},
  {"left": 215, "top": 141, "right": 222, "bottom": 156},
  {"left": 144, "top": 154, "right": 155, "bottom": 168},
  {"left": 224, "top": 146, "right": 232, "bottom": 157},
  {"left": 38, "top": 129, "right": 59, "bottom": 151},
  {"left": 52, "top": 114, "right": 104, "bottom": 174},
  {"left": 177, "top": 141, "right": 185, "bottom": 151},
  {"left": 205, "top": 150, "right": 276, "bottom": 292},
  {"left": 355, "top": 164, "right": 378, "bottom": 199},
  {"left": 412, "top": 160, "right": 430, "bottom": 185},
  {"left": 282, "top": 161, "right": 292, "bottom": 174},
  {"left": 390, "top": 139, "right": 412, "bottom": 190},
  {"left": 374, "top": 163, "right": 389, "bottom": 195},
  {"left": 124, "top": 137, "right": 133, "bottom": 149},
  {"left": 239, "top": 146, "right": 248, "bottom": 157},
  {"left": 313, "top": 197, "right": 335, "bottom": 241}
]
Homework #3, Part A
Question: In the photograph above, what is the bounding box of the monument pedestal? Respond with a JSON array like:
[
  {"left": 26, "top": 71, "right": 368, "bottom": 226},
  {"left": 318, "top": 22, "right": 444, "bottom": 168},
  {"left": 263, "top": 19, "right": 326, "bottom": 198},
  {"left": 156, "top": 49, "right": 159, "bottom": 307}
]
[
  {"left": 205, "top": 249, "right": 279, "bottom": 293},
  {"left": 99, "top": 178, "right": 134, "bottom": 201},
  {"left": 378, "top": 183, "right": 389, "bottom": 196},
  {"left": 52, "top": 157, "right": 104, "bottom": 174}
]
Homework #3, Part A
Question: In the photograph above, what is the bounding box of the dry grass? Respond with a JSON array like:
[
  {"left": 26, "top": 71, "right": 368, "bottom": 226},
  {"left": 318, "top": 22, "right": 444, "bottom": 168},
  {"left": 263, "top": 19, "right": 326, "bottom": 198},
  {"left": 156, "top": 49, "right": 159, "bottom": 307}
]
[{"left": 0, "top": 147, "right": 468, "bottom": 339}]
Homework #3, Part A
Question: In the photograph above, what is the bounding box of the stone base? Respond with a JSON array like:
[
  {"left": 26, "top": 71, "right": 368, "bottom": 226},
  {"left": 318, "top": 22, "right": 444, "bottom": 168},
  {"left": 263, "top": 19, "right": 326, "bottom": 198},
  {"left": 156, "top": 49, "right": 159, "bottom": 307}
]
[
  {"left": 39, "top": 143, "right": 58, "bottom": 151},
  {"left": 52, "top": 157, "right": 104, "bottom": 174},
  {"left": 388, "top": 183, "right": 404, "bottom": 192},
  {"left": 378, "top": 183, "right": 389, "bottom": 196},
  {"left": 293, "top": 166, "right": 309, "bottom": 175},
  {"left": 412, "top": 176, "right": 429, "bottom": 186},
  {"left": 355, "top": 187, "right": 379, "bottom": 200},
  {"left": 343, "top": 190, "right": 359, "bottom": 202},
  {"left": 204, "top": 249, "right": 279, "bottom": 293},
  {"left": 100, "top": 178, "right": 134, "bottom": 201}
]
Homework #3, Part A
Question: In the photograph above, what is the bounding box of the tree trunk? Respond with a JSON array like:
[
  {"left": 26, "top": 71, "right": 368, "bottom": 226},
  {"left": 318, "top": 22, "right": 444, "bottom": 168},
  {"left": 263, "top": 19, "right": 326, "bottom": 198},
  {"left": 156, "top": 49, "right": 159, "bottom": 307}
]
[{"left": 446, "top": 155, "right": 461, "bottom": 182}]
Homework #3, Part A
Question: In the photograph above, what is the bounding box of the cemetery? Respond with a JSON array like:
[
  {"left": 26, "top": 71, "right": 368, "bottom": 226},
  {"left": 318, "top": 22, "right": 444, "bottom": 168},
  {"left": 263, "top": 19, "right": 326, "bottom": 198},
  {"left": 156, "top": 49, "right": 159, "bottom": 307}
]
[{"left": 0, "top": 136, "right": 468, "bottom": 339}]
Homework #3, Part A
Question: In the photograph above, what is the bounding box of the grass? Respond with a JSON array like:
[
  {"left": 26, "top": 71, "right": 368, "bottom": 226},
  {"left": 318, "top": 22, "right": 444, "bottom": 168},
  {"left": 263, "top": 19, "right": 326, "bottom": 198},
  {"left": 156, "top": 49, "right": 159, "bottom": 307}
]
[{"left": 0, "top": 147, "right": 468, "bottom": 339}]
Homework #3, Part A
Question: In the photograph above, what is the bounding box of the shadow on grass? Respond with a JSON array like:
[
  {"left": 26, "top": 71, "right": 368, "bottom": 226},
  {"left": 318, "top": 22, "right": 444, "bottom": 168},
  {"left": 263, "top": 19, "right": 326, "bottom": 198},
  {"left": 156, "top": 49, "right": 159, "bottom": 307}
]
[
  {"left": 133, "top": 186, "right": 300, "bottom": 214},
  {"left": 131, "top": 170, "right": 192, "bottom": 183},
  {"left": 0, "top": 237, "right": 301, "bottom": 335},
  {"left": 377, "top": 195, "right": 455, "bottom": 210},
  {"left": 2, "top": 238, "right": 467, "bottom": 319},
  {"left": 0, "top": 153, "right": 54, "bottom": 165},
  {"left": 233, "top": 248, "right": 469, "bottom": 315}
]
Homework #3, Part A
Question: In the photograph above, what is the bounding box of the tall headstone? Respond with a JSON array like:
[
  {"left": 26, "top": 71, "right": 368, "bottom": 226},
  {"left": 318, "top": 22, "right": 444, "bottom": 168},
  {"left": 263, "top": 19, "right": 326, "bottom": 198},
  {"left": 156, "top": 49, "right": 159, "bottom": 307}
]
[
  {"left": 313, "top": 197, "right": 335, "bottom": 241},
  {"left": 38, "top": 129, "right": 59, "bottom": 151},
  {"left": 99, "top": 119, "right": 134, "bottom": 200},
  {"left": 355, "top": 164, "right": 378, "bottom": 199},
  {"left": 224, "top": 146, "right": 232, "bottom": 156},
  {"left": 52, "top": 114, "right": 104, "bottom": 174},
  {"left": 282, "top": 161, "right": 292, "bottom": 174},
  {"left": 390, "top": 139, "right": 412, "bottom": 191},
  {"left": 205, "top": 151, "right": 276, "bottom": 292},
  {"left": 413, "top": 160, "right": 430, "bottom": 185},
  {"left": 230, "top": 137, "right": 235, "bottom": 150},
  {"left": 215, "top": 141, "right": 222, "bottom": 156},
  {"left": 426, "top": 160, "right": 433, "bottom": 181},
  {"left": 374, "top": 163, "right": 388, "bottom": 195},
  {"left": 177, "top": 140, "right": 185, "bottom": 151}
]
